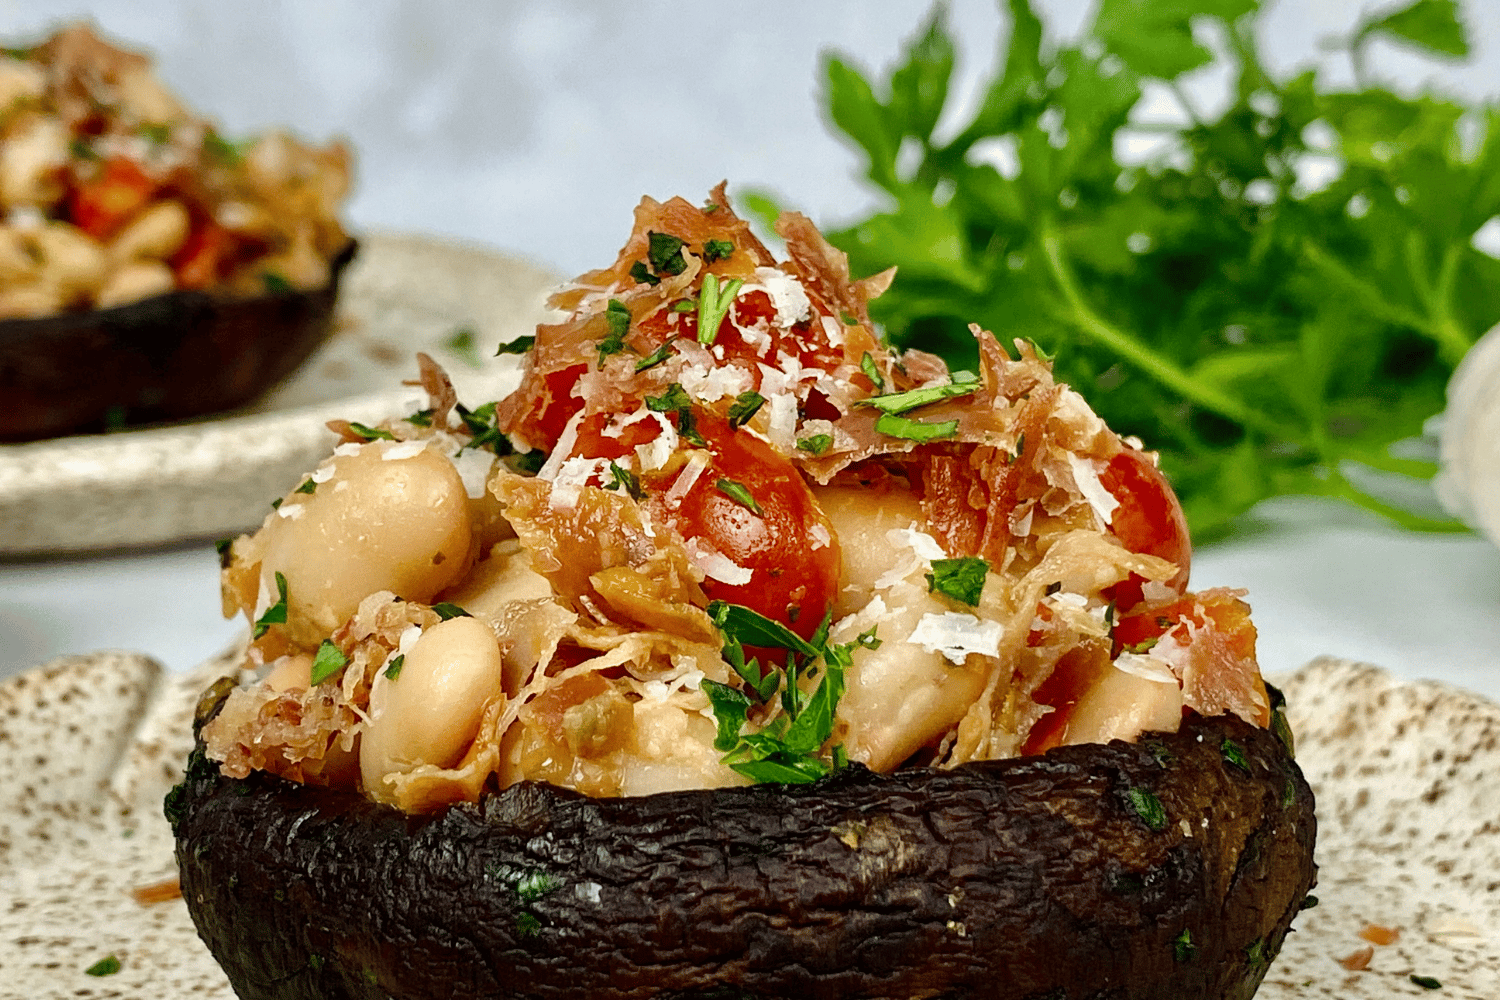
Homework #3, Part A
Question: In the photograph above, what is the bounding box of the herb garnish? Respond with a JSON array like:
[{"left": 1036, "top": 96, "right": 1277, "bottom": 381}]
[
  {"left": 629, "top": 261, "right": 660, "bottom": 286},
  {"left": 635, "top": 342, "right": 675, "bottom": 372},
  {"left": 445, "top": 325, "right": 483, "bottom": 368},
  {"left": 202, "top": 128, "right": 246, "bottom": 165},
  {"left": 310, "top": 640, "right": 347, "bottom": 686},
  {"left": 874, "top": 412, "right": 958, "bottom": 442},
  {"left": 1173, "top": 929, "right": 1195, "bottom": 963},
  {"left": 727, "top": 390, "right": 765, "bottom": 429},
  {"left": 700, "top": 601, "right": 877, "bottom": 784},
  {"left": 138, "top": 122, "right": 171, "bottom": 146},
  {"left": 797, "top": 434, "right": 833, "bottom": 455},
  {"left": 794, "top": 0, "right": 1489, "bottom": 540},
  {"left": 294, "top": 478, "right": 317, "bottom": 496},
  {"left": 645, "top": 382, "right": 706, "bottom": 446},
  {"left": 1126, "top": 786, "right": 1168, "bottom": 831},
  {"left": 606, "top": 461, "right": 645, "bottom": 501},
  {"left": 85, "top": 956, "right": 121, "bottom": 977},
  {"left": 859, "top": 351, "right": 884, "bottom": 391},
  {"left": 455, "top": 400, "right": 512, "bottom": 453},
  {"left": 252, "top": 572, "right": 288, "bottom": 638},
  {"left": 697, "top": 273, "right": 745, "bottom": 346},
  {"left": 494, "top": 334, "right": 535, "bottom": 356},
  {"left": 598, "top": 299, "right": 631, "bottom": 364},
  {"left": 715, "top": 477, "right": 763, "bottom": 515},
  {"left": 261, "top": 272, "right": 294, "bottom": 294},
  {"left": 926, "top": 557, "right": 989, "bottom": 606},
  {"left": 405, "top": 408, "right": 435, "bottom": 427},
  {"left": 432, "top": 602, "right": 471, "bottom": 620},
  {"left": 1410, "top": 975, "right": 1442, "bottom": 990},
  {"left": 647, "top": 231, "right": 689, "bottom": 276},
  {"left": 1220, "top": 738, "right": 1251, "bottom": 774},
  {"left": 855, "top": 375, "right": 980, "bottom": 415},
  {"left": 384, "top": 654, "right": 405, "bottom": 680},
  {"left": 702, "top": 238, "right": 735, "bottom": 263},
  {"left": 346, "top": 422, "right": 396, "bottom": 442}
]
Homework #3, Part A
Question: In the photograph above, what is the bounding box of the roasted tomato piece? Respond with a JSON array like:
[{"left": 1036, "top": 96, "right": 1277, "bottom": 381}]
[
  {"left": 173, "top": 218, "right": 237, "bottom": 289},
  {"left": 1100, "top": 447, "right": 1191, "bottom": 610},
  {"left": 645, "top": 410, "right": 840, "bottom": 644},
  {"left": 68, "top": 156, "right": 157, "bottom": 240},
  {"left": 635, "top": 289, "right": 844, "bottom": 378}
]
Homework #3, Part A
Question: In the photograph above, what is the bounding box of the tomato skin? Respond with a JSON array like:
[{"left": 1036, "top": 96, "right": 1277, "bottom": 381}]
[
  {"left": 173, "top": 219, "right": 236, "bottom": 289},
  {"left": 68, "top": 157, "right": 156, "bottom": 241},
  {"left": 645, "top": 411, "right": 840, "bottom": 644},
  {"left": 1100, "top": 448, "right": 1191, "bottom": 610}
]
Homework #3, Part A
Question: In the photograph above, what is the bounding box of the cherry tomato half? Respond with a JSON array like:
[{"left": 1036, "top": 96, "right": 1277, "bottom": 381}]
[
  {"left": 1099, "top": 448, "right": 1191, "bottom": 611},
  {"left": 68, "top": 157, "right": 157, "bottom": 241}
]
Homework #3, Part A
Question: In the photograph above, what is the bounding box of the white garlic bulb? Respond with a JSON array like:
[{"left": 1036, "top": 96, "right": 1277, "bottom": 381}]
[{"left": 1435, "top": 323, "right": 1500, "bottom": 547}]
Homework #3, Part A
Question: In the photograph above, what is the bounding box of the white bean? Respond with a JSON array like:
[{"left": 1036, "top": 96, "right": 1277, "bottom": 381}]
[
  {"left": 360, "top": 615, "right": 504, "bottom": 803},
  {"left": 33, "top": 222, "right": 107, "bottom": 301},
  {"left": 109, "top": 200, "right": 189, "bottom": 261},
  {"left": 258, "top": 441, "right": 473, "bottom": 644},
  {"left": 95, "top": 260, "right": 174, "bottom": 308}
]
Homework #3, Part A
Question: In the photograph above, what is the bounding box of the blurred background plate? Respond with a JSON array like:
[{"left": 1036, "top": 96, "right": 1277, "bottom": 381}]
[{"left": 0, "top": 231, "right": 558, "bottom": 556}]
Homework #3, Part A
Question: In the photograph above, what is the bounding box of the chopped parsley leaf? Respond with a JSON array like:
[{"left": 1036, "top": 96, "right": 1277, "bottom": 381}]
[
  {"left": 138, "top": 122, "right": 171, "bottom": 145},
  {"left": 1122, "top": 636, "right": 1159, "bottom": 654},
  {"left": 1220, "top": 738, "right": 1251, "bottom": 773},
  {"left": 347, "top": 422, "right": 396, "bottom": 442},
  {"left": 840, "top": 310, "right": 859, "bottom": 326},
  {"left": 1126, "top": 787, "right": 1168, "bottom": 831},
  {"left": 715, "top": 477, "right": 762, "bottom": 515},
  {"left": 1410, "top": 976, "right": 1442, "bottom": 990},
  {"left": 629, "top": 261, "right": 660, "bottom": 286},
  {"left": 647, "top": 231, "right": 688, "bottom": 276},
  {"left": 670, "top": 298, "right": 696, "bottom": 312},
  {"left": 494, "top": 334, "right": 535, "bottom": 356},
  {"left": 702, "top": 238, "right": 734, "bottom": 263},
  {"left": 310, "top": 640, "right": 348, "bottom": 686},
  {"left": 860, "top": 351, "right": 884, "bottom": 391},
  {"left": 606, "top": 461, "right": 645, "bottom": 501},
  {"left": 702, "top": 678, "right": 751, "bottom": 751},
  {"left": 432, "top": 602, "right": 471, "bottom": 620},
  {"left": 512, "top": 449, "right": 547, "bottom": 474},
  {"left": 261, "top": 272, "right": 294, "bottom": 294},
  {"left": 456, "top": 400, "right": 512, "bottom": 454},
  {"left": 635, "top": 342, "right": 675, "bottom": 372},
  {"left": 70, "top": 137, "right": 99, "bottom": 160},
  {"left": 598, "top": 299, "right": 631, "bottom": 365},
  {"left": 445, "top": 325, "right": 483, "bottom": 368},
  {"left": 856, "top": 379, "right": 980, "bottom": 415},
  {"left": 797, "top": 434, "right": 832, "bottom": 455},
  {"left": 926, "top": 557, "right": 989, "bottom": 606},
  {"left": 270, "top": 497, "right": 283, "bottom": 510},
  {"left": 727, "top": 390, "right": 765, "bottom": 429},
  {"left": 1173, "top": 929, "right": 1195, "bottom": 963},
  {"left": 294, "top": 478, "right": 317, "bottom": 495},
  {"left": 874, "top": 412, "right": 958, "bottom": 442},
  {"left": 1300, "top": 894, "right": 1320, "bottom": 910},
  {"left": 215, "top": 537, "right": 234, "bottom": 566},
  {"left": 405, "top": 408, "right": 435, "bottom": 427},
  {"left": 645, "top": 382, "right": 705, "bottom": 446},
  {"left": 1008, "top": 432, "right": 1027, "bottom": 464},
  {"left": 252, "top": 572, "right": 289, "bottom": 638},
  {"left": 696, "top": 273, "right": 745, "bottom": 346},
  {"left": 202, "top": 128, "right": 246, "bottom": 164},
  {"left": 384, "top": 654, "right": 405, "bottom": 680},
  {"left": 85, "top": 956, "right": 121, "bottom": 977}
]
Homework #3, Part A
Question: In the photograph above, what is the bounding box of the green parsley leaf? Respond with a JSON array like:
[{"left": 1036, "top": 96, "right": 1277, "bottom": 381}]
[
  {"left": 860, "top": 351, "right": 885, "bottom": 391},
  {"left": 855, "top": 379, "right": 980, "bottom": 415},
  {"left": 384, "top": 654, "right": 404, "bottom": 680},
  {"left": 645, "top": 382, "right": 705, "bottom": 446},
  {"left": 647, "top": 231, "right": 689, "bottom": 276},
  {"left": 261, "top": 272, "right": 294, "bottom": 295},
  {"left": 346, "top": 422, "right": 396, "bottom": 442},
  {"left": 806, "top": 0, "right": 1486, "bottom": 541},
  {"left": 874, "top": 412, "right": 959, "bottom": 442},
  {"left": 405, "top": 408, "right": 435, "bottom": 427},
  {"left": 1410, "top": 975, "right": 1443, "bottom": 990},
  {"left": 455, "top": 400, "right": 513, "bottom": 454},
  {"left": 797, "top": 434, "right": 833, "bottom": 455},
  {"left": 214, "top": 537, "right": 234, "bottom": 566},
  {"left": 310, "top": 640, "right": 347, "bottom": 686},
  {"left": 432, "top": 602, "right": 471, "bottom": 620},
  {"left": 202, "top": 129, "right": 246, "bottom": 165},
  {"left": 727, "top": 390, "right": 765, "bottom": 429},
  {"left": 1300, "top": 894, "right": 1320, "bottom": 910},
  {"left": 697, "top": 273, "right": 745, "bottom": 345},
  {"left": 85, "top": 956, "right": 121, "bottom": 977},
  {"left": 1173, "top": 929, "right": 1195, "bottom": 963},
  {"left": 70, "top": 137, "right": 99, "bottom": 160},
  {"left": 606, "top": 461, "right": 645, "bottom": 501},
  {"left": 708, "top": 601, "right": 820, "bottom": 658},
  {"left": 635, "top": 342, "right": 675, "bottom": 372},
  {"left": 701, "top": 678, "right": 752, "bottom": 751},
  {"left": 1220, "top": 738, "right": 1251, "bottom": 773},
  {"left": 445, "top": 325, "right": 483, "bottom": 368},
  {"left": 138, "top": 122, "right": 171, "bottom": 145},
  {"left": 294, "top": 478, "right": 317, "bottom": 495},
  {"left": 925, "top": 557, "right": 989, "bottom": 606},
  {"left": 512, "top": 449, "right": 547, "bottom": 474},
  {"left": 252, "top": 572, "right": 288, "bottom": 639},
  {"left": 670, "top": 298, "right": 697, "bottom": 312},
  {"left": 1122, "top": 636, "right": 1158, "bottom": 654},
  {"left": 702, "top": 238, "right": 735, "bottom": 263},
  {"left": 597, "top": 299, "right": 631, "bottom": 365},
  {"left": 715, "top": 477, "right": 763, "bottom": 515},
  {"left": 494, "top": 334, "right": 535, "bottom": 356},
  {"left": 1126, "top": 787, "right": 1168, "bottom": 831},
  {"left": 629, "top": 261, "right": 660, "bottom": 286}
]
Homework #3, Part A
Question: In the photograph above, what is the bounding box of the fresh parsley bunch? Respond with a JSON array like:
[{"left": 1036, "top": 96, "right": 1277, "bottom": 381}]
[{"left": 790, "top": 0, "right": 1497, "bottom": 539}]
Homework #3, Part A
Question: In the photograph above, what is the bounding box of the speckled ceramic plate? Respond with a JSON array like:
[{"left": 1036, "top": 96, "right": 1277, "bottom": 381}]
[
  {"left": 1, "top": 655, "right": 1496, "bottom": 998},
  {"left": 0, "top": 231, "right": 559, "bottom": 556}
]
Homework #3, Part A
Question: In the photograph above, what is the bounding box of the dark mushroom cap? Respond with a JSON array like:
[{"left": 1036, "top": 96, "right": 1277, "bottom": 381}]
[{"left": 169, "top": 700, "right": 1315, "bottom": 1000}]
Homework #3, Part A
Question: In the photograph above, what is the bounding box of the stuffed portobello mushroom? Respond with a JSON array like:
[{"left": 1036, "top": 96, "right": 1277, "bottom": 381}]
[
  {"left": 0, "top": 23, "right": 354, "bottom": 439},
  {"left": 173, "top": 187, "right": 1316, "bottom": 999}
]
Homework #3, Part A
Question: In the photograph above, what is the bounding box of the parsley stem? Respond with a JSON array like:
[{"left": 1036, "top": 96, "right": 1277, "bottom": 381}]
[{"left": 1039, "top": 224, "right": 1282, "bottom": 438}]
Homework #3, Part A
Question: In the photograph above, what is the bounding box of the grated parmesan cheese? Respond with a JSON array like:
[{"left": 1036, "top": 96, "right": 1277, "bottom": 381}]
[
  {"left": 908, "top": 612, "right": 1005, "bottom": 664},
  {"left": 549, "top": 456, "right": 610, "bottom": 511},
  {"left": 752, "top": 267, "right": 812, "bottom": 328},
  {"left": 450, "top": 447, "right": 496, "bottom": 499},
  {"left": 381, "top": 440, "right": 427, "bottom": 462},
  {"left": 332, "top": 442, "right": 364, "bottom": 458},
  {"left": 1066, "top": 451, "right": 1120, "bottom": 528},
  {"left": 684, "top": 537, "right": 753, "bottom": 585}
]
